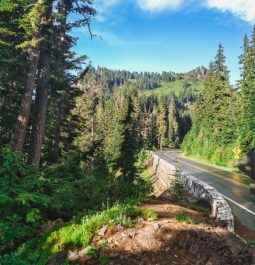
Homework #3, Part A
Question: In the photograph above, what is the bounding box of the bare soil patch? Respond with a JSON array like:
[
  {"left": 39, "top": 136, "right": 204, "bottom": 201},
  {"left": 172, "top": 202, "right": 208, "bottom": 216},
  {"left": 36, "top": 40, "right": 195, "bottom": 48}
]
[{"left": 78, "top": 198, "right": 253, "bottom": 265}]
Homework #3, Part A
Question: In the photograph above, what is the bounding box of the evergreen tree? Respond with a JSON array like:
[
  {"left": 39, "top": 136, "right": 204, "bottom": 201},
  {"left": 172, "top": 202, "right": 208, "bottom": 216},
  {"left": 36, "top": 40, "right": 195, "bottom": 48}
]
[
  {"left": 0, "top": 0, "right": 28, "bottom": 145},
  {"left": 27, "top": 0, "right": 95, "bottom": 166},
  {"left": 168, "top": 97, "right": 180, "bottom": 148},
  {"left": 72, "top": 77, "right": 100, "bottom": 154},
  {"left": 182, "top": 45, "right": 235, "bottom": 164},
  {"left": 239, "top": 27, "right": 255, "bottom": 152},
  {"left": 213, "top": 43, "right": 229, "bottom": 82},
  {"left": 12, "top": 0, "right": 50, "bottom": 152},
  {"left": 157, "top": 97, "right": 168, "bottom": 150}
]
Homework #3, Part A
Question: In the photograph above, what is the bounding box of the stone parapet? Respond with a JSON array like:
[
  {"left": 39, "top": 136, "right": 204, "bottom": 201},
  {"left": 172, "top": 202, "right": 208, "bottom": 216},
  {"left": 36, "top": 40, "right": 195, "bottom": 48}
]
[{"left": 152, "top": 153, "right": 234, "bottom": 232}]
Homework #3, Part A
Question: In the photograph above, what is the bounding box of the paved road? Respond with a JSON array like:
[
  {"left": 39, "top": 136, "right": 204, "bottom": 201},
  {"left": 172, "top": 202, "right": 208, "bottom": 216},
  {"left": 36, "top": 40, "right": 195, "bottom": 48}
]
[{"left": 155, "top": 150, "right": 255, "bottom": 230}]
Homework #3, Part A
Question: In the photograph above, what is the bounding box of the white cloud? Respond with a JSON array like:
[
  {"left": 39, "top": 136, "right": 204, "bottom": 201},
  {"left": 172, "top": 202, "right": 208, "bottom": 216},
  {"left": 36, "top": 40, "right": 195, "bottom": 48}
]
[
  {"left": 206, "top": 0, "right": 255, "bottom": 23},
  {"left": 92, "top": 0, "right": 255, "bottom": 24},
  {"left": 94, "top": 0, "right": 120, "bottom": 21},
  {"left": 137, "top": 0, "right": 183, "bottom": 12}
]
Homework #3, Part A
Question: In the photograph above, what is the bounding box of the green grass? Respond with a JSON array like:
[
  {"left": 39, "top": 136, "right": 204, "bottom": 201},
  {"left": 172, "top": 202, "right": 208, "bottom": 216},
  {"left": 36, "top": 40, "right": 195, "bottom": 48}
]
[
  {"left": 86, "top": 246, "right": 99, "bottom": 256},
  {"left": 15, "top": 204, "right": 156, "bottom": 263},
  {"left": 180, "top": 153, "right": 239, "bottom": 172},
  {"left": 144, "top": 79, "right": 204, "bottom": 97},
  {"left": 142, "top": 208, "right": 158, "bottom": 220},
  {"left": 247, "top": 240, "right": 255, "bottom": 248},
  {"left": 175, "top": 213, "right": 189, "bottom": 223}
]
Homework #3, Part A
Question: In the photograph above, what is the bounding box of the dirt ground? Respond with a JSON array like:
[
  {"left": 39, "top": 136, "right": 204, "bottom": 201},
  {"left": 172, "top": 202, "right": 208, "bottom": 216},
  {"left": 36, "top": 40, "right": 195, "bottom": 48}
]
[{"left": 79, "top": 198, "right": 253, "bottom": 265}]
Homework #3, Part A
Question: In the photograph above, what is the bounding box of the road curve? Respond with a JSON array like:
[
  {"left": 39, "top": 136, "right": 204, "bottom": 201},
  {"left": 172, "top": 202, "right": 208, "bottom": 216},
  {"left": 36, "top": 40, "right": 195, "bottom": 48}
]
[{"left": 155, "top": 150, "right": 255, "bottom": 231}]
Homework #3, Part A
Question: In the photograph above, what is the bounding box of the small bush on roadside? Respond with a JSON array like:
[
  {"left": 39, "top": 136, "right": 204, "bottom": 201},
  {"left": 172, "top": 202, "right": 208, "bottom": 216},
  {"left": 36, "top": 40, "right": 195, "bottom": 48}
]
[
  {"left": 247, "top": 240, "right": 255, "bottom": 248},
  {"left": 142, "top": 208, "right": 157, "bottom": 220},
  {"left": 99, "top": 254, "right": 110, "bottom": 264},
  {"left": 170, "top": 162, "right": 186, "bottom": 202},
  {"left": 175, "top": 213, "right": 188, "bottom": 223}
]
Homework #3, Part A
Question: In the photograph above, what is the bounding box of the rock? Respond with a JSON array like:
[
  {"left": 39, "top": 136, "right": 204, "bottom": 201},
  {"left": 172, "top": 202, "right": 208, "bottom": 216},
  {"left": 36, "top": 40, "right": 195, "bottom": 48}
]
[
  {"left": 135, "top": 225, "right": 159, "bottom": 250},
  {"left": 79, "top": 255, "right": 92, "bottom": 263},
  {"left": 37, "top": 218, "right": 64, "bottom": 236},
  {"left": 67, "top": 250, "right": 79, "bottom": 262},
  {"left": 78, "top": 248, "right": 88, "bottom": 257},
  {"left": 110, "top": 252, "right": 119, "bottom": 258},
  {"left": 128, "top": 232, "right": 136, "bottom": 238},
  {"left": 153, "top": 223, "right": 161, "bottom": 229},
  {"left": 77, "top": 247, "right": 92, "bottom": 262},
  {"left": 98, "top": 225, "right": 108, "bottom": 236}
]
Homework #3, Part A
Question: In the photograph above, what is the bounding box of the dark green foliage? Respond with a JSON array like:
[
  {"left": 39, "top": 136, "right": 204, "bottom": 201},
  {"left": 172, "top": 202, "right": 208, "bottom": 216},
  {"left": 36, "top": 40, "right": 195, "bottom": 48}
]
[
  {"left": 239, "top": 27, "right": 255, "bottom": 153},
  {"left": 170, "top": 162, "right": 186, "bottom": 201},
  {"left": 0, "top": 253, "right": 31, "bottom": 265},
  {"left": 175, "top": 213, "right": 188, "bottom": 223},
  {"left": 0, "top": 146, "right": 152, "bottom": 256},
  {"left": 168, "top": 97, "right": 180, "bottom": 148},
  {"left": 99, "top": 254, "right": 110, "bottom": 264},
  {"left": 0, "top": 147, "right": 50, "bottom": 253},
  {"left": 182, "top": 30, "right": 255, "bottom": 167},
  {"left": 86, "top": 66, "right": 206, "bottom": 96},
  {"left": 182, "top": 45, "right": 237, "bottom": 166},
  {"left": 0, "top": 0, "right": 27, "bottom": 145}
]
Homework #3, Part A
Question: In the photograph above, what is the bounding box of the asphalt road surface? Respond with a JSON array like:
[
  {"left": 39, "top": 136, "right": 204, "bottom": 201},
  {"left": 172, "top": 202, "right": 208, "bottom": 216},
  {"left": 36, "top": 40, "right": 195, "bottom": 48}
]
[{"left": 155, "top": 150, "right": 255, "bottom": 231}]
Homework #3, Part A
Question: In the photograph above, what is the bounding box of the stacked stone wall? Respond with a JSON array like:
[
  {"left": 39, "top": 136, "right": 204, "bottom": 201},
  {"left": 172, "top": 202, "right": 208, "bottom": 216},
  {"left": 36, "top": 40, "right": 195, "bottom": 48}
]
[{"left": 152, "top": 153, "right": 234, "bottom": 232}]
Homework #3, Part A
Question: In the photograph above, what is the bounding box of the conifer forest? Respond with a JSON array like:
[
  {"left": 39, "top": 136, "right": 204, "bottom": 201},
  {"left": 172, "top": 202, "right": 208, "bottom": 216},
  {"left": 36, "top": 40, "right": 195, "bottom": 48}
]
[{"left": 1, "top": 0, "right": 255, "bottom": 264}]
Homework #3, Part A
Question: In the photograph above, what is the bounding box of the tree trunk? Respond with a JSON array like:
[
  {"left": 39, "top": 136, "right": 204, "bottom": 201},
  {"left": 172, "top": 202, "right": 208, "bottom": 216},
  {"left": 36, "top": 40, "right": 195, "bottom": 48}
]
[
  {"left": 12, "top": 0, "right": 48, "bottom": 152},
  {"left": 12, "top": 43, "right": 40, "bottom": 151},
  {"left": 27, "top": 1, "right": 53, "bottom": 166},
  {"left": 27, "top": 49, "right": 51, "bottom": 165},
  {"left": 52, "top": 99, "right": 62, "bottom": 158},
  {"left": 51, "top": 7, "right": 68, "bottom": 160}
]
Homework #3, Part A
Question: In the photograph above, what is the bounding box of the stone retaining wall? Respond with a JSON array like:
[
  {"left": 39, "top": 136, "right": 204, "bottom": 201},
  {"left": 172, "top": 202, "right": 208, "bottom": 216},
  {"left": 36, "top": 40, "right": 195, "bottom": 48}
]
[{"left": 152, "top": 153, "right": 234, "bottom": 232}]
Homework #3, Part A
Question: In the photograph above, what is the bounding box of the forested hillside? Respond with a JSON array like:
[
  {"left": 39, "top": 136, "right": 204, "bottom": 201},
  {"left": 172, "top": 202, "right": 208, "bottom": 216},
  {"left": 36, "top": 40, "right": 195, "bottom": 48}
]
[
  {"left": 182, "top": 34, "right": 255, "bottom": 167},
  {"left": 0, "top": 1, "right": 206, "bottom": 262},
  {"left": 85, "top": 65, "right": 206, "bottom": 99},
  {"left": 1, "top": 0, "right": 255, "bottom": 263}
]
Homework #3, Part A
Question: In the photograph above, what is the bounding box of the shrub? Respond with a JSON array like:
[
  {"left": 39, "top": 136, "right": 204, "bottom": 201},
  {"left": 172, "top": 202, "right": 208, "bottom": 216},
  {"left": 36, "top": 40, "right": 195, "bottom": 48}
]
[
  {"left": 0, "top": 147, "right": 50, "bottom": 253},
  {"left": 0, "top": 145, "right": 153, "bottom": 257},
  {"left": 0, "top": 254, "right": 31, "bottom": 265},
  {"left": 99, "top": 254, "right": 110, "bottom": 264},
  {"left": 142, "top": 208, "right": 157, "bottom": 220},
  {"left": 170, "top": 162, "right": 186, "bottom": 201},
  {"left": 175, "top": 213, "right": 188, "bottom": 223}
]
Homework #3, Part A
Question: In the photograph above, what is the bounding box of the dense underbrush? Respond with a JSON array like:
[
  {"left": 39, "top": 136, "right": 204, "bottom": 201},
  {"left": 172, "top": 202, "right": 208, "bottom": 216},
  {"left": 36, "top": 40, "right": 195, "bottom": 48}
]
[{"left": 0, "top": 147, "right": 152, "bottom": 263}]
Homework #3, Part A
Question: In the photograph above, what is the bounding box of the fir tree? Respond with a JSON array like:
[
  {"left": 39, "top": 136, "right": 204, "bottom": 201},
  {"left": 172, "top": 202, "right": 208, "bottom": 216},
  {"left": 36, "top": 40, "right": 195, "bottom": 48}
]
[
  {"left": 168, "top": 97, "right": 180, "bottom": 148},
  {"left": 239, "top": 27, "right": 255, "bottom": 152}
]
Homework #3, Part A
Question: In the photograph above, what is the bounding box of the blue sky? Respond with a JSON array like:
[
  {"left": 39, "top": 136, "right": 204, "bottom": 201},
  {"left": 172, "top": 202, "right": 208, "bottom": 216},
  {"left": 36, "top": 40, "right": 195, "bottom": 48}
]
[{"left": 72, "top": 0, "right": 255, "bottom": 84}]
